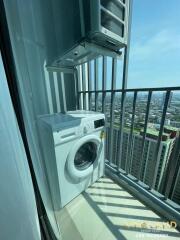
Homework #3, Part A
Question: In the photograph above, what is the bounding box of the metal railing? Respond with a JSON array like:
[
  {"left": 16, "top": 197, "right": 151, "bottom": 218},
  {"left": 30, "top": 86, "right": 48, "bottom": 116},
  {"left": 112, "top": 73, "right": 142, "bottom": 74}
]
[{"left": 76, "top": 56, "right": 180, "bottom": 207}]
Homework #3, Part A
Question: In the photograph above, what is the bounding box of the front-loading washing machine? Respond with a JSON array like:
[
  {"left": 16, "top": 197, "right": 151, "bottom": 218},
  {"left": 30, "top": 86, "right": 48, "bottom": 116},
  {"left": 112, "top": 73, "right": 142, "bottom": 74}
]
[{"left": 38, "top": 110, "right": 105, "bottom": 209}]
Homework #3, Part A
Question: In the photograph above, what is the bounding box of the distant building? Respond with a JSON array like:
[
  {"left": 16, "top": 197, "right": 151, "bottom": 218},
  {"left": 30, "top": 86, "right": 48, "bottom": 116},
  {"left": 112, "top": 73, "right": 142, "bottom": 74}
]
[
  {"left": 170, "top": 121, "right": 180, "bottom": 128},
  {"left": 106, "top": 125, "right": 178, "bottom": 191},
  {"left": 172, "top": 165, "right": 180, "bottom": 205},
  {"left": 129, "top": 132, "right": 175, "bottom": 190}
]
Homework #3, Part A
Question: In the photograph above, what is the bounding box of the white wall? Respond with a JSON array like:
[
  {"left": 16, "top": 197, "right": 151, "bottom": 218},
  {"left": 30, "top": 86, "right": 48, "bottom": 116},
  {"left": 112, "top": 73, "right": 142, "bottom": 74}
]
[
  {"left": 3, "top": 0, "right": 77, "bottom": 238},
  {"left": 0, "top": 53, "right": 41, "bottom": 240}
]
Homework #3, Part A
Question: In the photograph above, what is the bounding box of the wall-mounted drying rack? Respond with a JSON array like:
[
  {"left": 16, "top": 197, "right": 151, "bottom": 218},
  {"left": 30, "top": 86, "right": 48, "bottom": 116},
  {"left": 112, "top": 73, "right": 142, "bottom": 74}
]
[{"left": 46, "top": 41, "right": 122, "bottom": 72}]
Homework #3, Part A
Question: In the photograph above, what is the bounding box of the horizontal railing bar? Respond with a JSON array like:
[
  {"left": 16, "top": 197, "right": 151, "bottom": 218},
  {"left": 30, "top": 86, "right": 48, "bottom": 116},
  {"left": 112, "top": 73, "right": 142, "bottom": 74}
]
[
  {"left": 79, "top": 90, "right": 118, "bottom": 93},
  {"left": 78, "top": 86, "right": 180, "bottom": 93}
]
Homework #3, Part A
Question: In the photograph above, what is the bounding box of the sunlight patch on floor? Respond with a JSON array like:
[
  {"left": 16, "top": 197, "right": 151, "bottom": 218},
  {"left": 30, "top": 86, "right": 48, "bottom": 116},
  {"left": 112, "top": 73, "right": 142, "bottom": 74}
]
[{"left": 55, "top": 177, "right": 180, "bottom": 240}]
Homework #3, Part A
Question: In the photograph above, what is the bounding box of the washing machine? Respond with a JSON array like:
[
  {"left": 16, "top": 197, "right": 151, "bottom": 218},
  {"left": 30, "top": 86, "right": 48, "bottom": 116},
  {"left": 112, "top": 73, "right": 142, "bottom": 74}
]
[{"left": 38, "top": 110, "right": 105, "bottom": 209}]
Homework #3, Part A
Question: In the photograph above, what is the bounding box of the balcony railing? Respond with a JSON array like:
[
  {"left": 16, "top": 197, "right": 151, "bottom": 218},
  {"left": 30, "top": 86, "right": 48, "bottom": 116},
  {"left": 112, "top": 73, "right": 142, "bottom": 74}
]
[{"left": 76, "top": 56, "right": 180, "bottom": 220}]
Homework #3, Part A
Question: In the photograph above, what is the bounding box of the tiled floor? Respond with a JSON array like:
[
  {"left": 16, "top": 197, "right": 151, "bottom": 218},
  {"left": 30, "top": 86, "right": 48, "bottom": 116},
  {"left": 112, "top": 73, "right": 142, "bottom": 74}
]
[{"left": 55, "top": 177, "right": 180, "bottom": 240}]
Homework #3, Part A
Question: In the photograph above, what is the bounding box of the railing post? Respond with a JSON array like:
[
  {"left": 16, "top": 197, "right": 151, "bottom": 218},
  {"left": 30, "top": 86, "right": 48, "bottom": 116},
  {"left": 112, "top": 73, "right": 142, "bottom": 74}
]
[
  {"left": 163, "top": 135, "right": 180, "bottom": 198},
  {"left": 138, "top": 91, "right": 152, "bottom": 180},
  {"left": 118, "top": 90, "right": 126, "bottom": 169},
  {"left": 102, "top": 56, "right": 107, "bottom": 113},
  {"left": 109, "top": 58, "right": 117, "bottom": 164},
  {"left": 74, "top": 68, "right": 80, "bottom": 110},
  {"left": 94, "top": 59, "right": 98, "bottom": 111},
  {"left": 87, "top": 61, "right": 92, "bottom": 110},
  {"left": 151, "top": 90, "right": 171, "bottom": 189},
  {"left": 126, "top": 91, "right": 137, "bottom": 173}
]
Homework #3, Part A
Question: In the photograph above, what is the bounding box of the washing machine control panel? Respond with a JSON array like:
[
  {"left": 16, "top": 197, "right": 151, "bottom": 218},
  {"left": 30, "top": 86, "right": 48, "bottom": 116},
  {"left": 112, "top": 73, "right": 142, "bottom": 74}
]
[
  {"left": 94, "top": 118, "right": 105, "bottom": 128},
  {"left": 81, "top": 118, "right": 105, "bottom": 135}
]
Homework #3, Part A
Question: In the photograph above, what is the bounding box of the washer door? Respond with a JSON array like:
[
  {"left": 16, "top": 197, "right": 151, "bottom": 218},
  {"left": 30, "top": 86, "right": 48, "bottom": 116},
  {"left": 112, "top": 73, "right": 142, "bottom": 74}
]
[{"left": 66, "top": 135, "right": 101, "bottom": 180}]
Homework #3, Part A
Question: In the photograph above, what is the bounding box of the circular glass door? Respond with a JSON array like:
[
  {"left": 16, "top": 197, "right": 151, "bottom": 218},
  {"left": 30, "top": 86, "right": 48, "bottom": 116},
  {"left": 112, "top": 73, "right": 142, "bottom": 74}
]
[
  {"left": 74, "top": 142, "right": 97, "bottom": 170},
  {"left": 66, "top": 135, "right": 101, "bottom": 180}
]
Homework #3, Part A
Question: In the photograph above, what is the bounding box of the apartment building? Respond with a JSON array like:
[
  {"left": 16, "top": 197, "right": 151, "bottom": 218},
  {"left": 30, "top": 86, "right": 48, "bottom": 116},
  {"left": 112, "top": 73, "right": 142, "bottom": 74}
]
[
  {"left": 106, "top": 126, "right": 178, "bottom": 191},
  {"left": 172, "top": 167, "right": 180, "bottom": 205}
]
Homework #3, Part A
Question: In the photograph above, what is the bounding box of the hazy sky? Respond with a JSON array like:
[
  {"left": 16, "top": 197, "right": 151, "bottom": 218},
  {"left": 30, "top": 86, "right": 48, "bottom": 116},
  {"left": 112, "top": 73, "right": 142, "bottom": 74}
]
[{"left": 127, "top": 0, "right": 180, "bottom": 88}]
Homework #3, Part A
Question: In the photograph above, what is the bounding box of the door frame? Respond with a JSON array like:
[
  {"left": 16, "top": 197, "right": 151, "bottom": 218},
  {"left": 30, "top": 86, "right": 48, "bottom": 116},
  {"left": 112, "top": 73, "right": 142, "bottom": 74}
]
[{"left": 0, "top": 1, "right": 55, "bottom": 239}]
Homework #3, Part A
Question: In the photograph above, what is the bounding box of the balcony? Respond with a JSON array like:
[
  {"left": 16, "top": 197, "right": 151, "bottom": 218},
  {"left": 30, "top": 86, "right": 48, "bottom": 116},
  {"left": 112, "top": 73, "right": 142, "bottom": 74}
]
[
  {"left": 37, "top": 51, "right": 180, "bottom": 238},
  {"left": 57, "top": 177, "right": 180, "bottom": 240},
  {"left": 67, "top": 56, "right": 180, "bottom": 237},
  {"left": 2, "top": 0, "right": 180, "bottom": 239}
]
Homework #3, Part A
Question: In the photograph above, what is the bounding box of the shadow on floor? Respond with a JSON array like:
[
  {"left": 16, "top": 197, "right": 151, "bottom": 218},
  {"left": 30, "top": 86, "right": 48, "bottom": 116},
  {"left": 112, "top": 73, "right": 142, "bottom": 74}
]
[
  {"left": 83, "top": 177, "right": 180, "bottom": 240},
  {"left": 83, "top": 192, "right": 127, "bottom": 240}
]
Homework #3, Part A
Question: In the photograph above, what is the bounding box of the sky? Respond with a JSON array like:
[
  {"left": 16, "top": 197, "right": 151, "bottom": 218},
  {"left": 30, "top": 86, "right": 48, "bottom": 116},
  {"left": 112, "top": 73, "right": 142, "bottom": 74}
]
[{"left": 127, "top": 0, "right": 180, "bottom": 88}]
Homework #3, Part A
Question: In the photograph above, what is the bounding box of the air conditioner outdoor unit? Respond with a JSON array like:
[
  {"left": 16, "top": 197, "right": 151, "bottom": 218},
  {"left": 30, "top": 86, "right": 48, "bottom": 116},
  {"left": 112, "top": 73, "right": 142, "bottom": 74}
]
[
  {"left": 50, "top": 0, "right": 129, "bottom": 68},
  {"left": 83, "top": 0, "right": 129, "bottom": 51}
]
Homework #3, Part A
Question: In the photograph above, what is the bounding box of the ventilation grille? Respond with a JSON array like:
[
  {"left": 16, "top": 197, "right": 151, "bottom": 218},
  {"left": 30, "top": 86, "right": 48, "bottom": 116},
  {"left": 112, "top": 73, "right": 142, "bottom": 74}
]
[{"left": 100, "top": 0, "right": 126, "bottom": 39}]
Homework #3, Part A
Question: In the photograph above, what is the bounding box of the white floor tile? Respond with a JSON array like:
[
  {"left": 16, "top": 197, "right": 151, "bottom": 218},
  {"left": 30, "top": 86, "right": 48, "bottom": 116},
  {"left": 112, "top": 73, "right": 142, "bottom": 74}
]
[{"left": 55, "top": 177, "right": 180, "bottom": 240}]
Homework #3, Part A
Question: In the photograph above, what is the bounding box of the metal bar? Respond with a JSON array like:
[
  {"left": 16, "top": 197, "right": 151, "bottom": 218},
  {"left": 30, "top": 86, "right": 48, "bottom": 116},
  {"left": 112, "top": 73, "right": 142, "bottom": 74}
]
[
  {"left": 77, "top": 66, "right": 83, "bottom": 110},
  {"left": 121, "top": 0, "right": 133, "bottom": 90},
  {"left": 116, "top": 0, "right": 126, "bottom": 8},
  {"left": 126, "top": 91, "right": 137, "bottom": 173},
  {"left": 163, "top": 136, "right": 180, "bottom": 198},
  {"left": 117, "top": 91, "right": 126, "bottom": 169},
  {"left": 171, "top": 164, "right": 180, "bottom": 200},
  {"left": 88, "top": 61, "right": 92, "bottom": 110},
  {"left": 109, "top": 58, "right": 117, "bottom": 164},
  {"left": 79, "top": 90, "right": 117, "bottom": 93},
  {"left": 78, "top": 86, "right": 180, "bottom": 93},
  {"left": 46, "top": 65, "right": 75, "bottom": 74},
  {"left": 101, "top": 6, "right": 125, "bottom": 25},
  {"left": 124, "top": 86, "right": 180, "bottom": 92},
  {"left": 138, "top": 91, "right": 152, "bottom": 180},
  {"left": 85, "top": 63, "right": 89, "bottom": 110},
  {"left": 105, "top": 164, "right": 180, "bottom": 228},
  {"left": 82, "top": 64, "right": 87, "bottom": 110},
  {"left": 74, "top": 68, "right": 79, "bottom": 110},
  {"left": 102, "top": 56, "right": 107, "bottom": 113},
  {"left": 94, "top": 59, "right": 98, "bottom": 111},
  {"left": 151, "top": 90, "right": 171, "bottom": 189},
  {"left": 142, "top": 141, "right": 151, "bottom": 183},
  {"left": 44, "top": 71, "right": 54, "bottom": 114},
  {"left": 79, "top": 0, "right": 85, "bottom": 37},
  {"left": 48, "top": 71, "right": 57, "bottom": 113},
  {"left": 60, "top": 72, "right": 67, "bottom": 113},
  {"left": 53, "top": 72, "right": 61, "bottom": 112}
]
